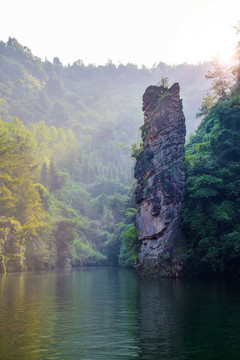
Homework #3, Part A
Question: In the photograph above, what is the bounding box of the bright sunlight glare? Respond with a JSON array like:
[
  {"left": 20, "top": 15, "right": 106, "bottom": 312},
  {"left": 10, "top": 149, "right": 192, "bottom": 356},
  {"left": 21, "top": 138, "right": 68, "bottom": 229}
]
[
  {"left": 0, "top": 0, "right": 240, "bottom": 66},
  {"left": 173, "top": 1, "right": 239, "bottom": 66}
]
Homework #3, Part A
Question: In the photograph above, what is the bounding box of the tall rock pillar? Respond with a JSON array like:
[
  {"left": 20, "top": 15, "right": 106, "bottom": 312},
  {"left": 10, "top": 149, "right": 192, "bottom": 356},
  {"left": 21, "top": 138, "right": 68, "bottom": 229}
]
[{"left": 134, "top": 83, "right": 186, "bottom": 277}]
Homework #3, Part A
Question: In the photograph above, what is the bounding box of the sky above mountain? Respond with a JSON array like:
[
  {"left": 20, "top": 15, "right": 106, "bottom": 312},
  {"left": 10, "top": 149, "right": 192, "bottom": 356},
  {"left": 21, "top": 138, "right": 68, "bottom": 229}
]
[{"left": 1, "top": 0, "right": 240, "bottom": 66}]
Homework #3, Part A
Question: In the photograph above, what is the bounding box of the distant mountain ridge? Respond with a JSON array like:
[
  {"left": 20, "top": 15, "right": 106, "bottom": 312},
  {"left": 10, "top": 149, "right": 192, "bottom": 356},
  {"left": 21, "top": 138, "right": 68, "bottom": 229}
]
[{"left": 0, "top": 37, "right": 210, "bottom": 139}]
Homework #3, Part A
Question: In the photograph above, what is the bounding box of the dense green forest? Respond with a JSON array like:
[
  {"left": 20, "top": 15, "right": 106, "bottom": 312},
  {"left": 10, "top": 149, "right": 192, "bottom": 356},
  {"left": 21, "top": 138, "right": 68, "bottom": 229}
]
[
  {"left": 0, "top": 37, "right": 210, "bottom": 272},
  {"left": 1, "top": 35, "right": 240, "bottom": 277},
  {"left": 181, "top": 34, "right": 240, "bottom": 277}
]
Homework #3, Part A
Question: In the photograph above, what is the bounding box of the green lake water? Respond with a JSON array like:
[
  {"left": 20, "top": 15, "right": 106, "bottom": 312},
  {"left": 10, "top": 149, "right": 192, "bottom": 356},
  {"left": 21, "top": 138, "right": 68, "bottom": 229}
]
[{"left": 0, "top": 267, "right": 240, "bottom": 359}]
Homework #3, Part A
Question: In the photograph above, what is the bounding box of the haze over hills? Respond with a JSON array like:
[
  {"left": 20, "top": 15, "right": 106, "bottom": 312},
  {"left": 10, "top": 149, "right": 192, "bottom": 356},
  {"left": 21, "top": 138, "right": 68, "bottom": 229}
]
[
  {"left": 0, "top": 38, "right": 211, "bottom": 136},
  {"left": 0, "top": 37, "right": 211, "bottom": 272}
]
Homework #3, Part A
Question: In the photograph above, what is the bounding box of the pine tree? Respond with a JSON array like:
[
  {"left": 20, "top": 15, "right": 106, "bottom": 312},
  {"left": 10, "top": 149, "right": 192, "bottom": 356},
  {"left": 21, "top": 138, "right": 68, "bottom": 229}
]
[
  {"left": 40, "top": 162, "right": 49, "bottom": 187},
  {"left": 49, "top": 158, "right": 60, "bottom": 191},
  {"left": 205, "top": 59, "right": 231, "bottom": 100}
]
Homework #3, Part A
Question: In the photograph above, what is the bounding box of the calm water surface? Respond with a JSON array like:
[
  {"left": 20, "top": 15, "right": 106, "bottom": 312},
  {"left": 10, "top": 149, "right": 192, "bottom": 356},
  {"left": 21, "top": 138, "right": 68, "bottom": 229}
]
[{"left": 0, "top": 267, "right": 240, "bottom": 359}]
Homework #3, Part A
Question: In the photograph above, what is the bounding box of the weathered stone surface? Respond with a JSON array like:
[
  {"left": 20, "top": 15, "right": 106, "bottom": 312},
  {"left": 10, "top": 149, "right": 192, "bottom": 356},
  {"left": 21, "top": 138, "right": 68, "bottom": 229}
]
[{"left": 134, "top": 83, "right": 186, "bottom": 277}]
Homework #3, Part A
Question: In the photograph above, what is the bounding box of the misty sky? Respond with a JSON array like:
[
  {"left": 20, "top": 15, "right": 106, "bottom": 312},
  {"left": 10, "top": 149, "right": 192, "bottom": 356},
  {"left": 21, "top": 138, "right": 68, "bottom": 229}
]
[{"left": 1, "top": 0, "right": 240, "bottom": 66}]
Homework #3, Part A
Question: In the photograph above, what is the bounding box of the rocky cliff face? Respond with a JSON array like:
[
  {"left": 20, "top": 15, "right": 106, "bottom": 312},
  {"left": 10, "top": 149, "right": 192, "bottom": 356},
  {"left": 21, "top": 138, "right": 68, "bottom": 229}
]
[{"left": 134, "top": 83, "right": 186, "bottom": 277}]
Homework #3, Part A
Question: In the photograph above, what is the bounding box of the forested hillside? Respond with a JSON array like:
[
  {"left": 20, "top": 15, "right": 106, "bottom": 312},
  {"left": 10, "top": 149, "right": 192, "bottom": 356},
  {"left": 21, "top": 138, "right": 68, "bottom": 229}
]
[
  {"left": 0, "top": 37, "right": 210, "bottom": 272},
  {"left": 181, "top": 35, "right": 240, "bottom": 277},
  {"left": 0, "top": 38, "right": 210, "bottom": 134}
]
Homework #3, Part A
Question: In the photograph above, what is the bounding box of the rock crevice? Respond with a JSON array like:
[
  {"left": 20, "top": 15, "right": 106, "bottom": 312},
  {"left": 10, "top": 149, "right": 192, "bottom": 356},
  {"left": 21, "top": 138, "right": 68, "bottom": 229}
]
[{"left": 134, "top": 83, "right": 186, "bottom": 277}]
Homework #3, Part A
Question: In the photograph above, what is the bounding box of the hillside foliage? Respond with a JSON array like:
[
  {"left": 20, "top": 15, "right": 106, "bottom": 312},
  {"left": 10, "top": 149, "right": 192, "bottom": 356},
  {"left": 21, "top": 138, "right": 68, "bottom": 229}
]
[
  {"left": 0, "top": 37, "right": 210, "bottom": 272},
  {"left": 181, "top": 38, "right": 240, "bottom": 276}
]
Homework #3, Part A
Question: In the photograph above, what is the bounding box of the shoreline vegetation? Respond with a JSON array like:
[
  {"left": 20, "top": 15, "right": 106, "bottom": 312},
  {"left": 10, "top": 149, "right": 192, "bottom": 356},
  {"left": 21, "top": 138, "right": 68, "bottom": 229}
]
[{"left": 0, "top": 33, "right": 240, "bottom": 278}]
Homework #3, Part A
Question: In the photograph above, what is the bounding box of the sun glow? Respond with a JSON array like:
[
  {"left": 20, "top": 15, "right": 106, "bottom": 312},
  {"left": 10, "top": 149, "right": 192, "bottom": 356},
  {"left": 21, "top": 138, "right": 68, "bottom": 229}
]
[
  {"left": 173, "top": 1, "right": 239, "bottom": 65},
  {"left": 214, "top": 31, "right": 237, "bottom": 65},
  {"left": 0, "top": 0, "right": 240, "bottom": 67}
]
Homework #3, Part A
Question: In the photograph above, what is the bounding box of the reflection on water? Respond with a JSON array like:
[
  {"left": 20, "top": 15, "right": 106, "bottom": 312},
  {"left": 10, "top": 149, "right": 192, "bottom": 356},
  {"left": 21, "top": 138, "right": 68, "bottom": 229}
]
[
  {"left": 138, "top": 278, "right": 186, "bottom": 360},
  {"left": 0, "top": 268, "right": 240, "bottom": 359}
]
